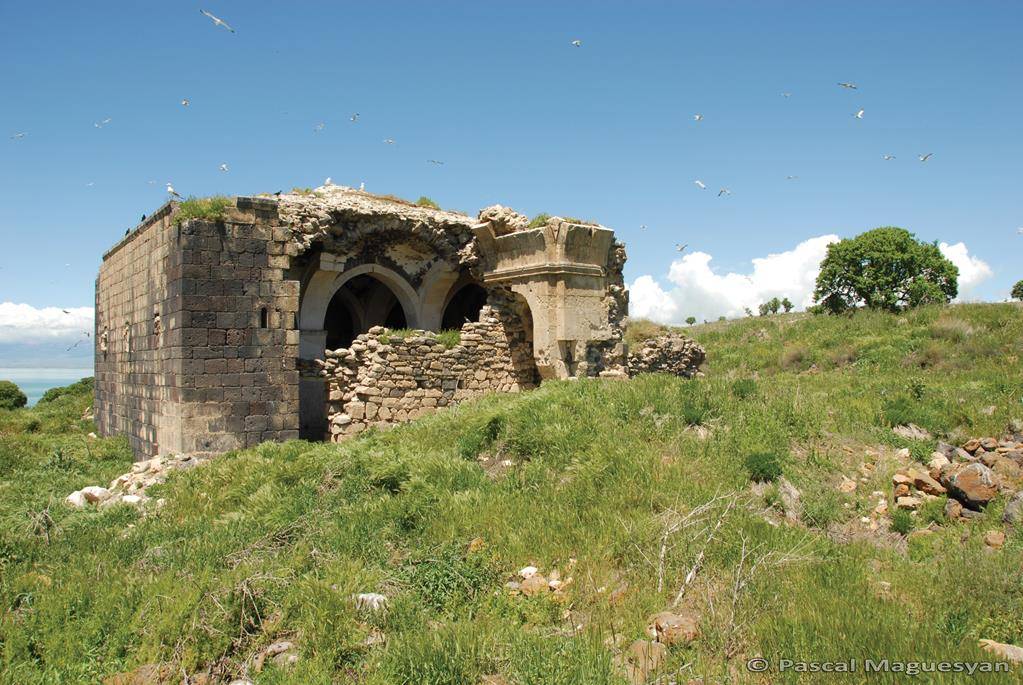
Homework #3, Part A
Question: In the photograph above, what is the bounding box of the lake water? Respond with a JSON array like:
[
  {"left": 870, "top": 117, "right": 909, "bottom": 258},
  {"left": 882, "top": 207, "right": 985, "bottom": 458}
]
[{"left": 0, "top": 368, "right": 93, "bottom": 406}]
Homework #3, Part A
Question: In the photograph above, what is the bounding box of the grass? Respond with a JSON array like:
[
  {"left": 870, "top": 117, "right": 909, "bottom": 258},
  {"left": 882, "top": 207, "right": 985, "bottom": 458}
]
[
  {"left": 1, "top": 303, "right": 1022, "bottom": 683},
  {"left": 173, "top": 195, "right": 233, "bottom": 225},
  {"left": 385, "top": 328, "right": 461, "bottom": 349},
  {"left": 416, "top": 196, "right": 440, "bottom": 209}
]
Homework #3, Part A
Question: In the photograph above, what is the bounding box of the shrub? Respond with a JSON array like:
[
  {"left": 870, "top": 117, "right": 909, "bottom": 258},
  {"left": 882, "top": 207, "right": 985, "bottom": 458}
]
[
  {"left": 745, "top": 451, "right": 783, "bottom": 482},
  {"left": 38, "top": 377, "right": 93, "bottom": 404},
  {"left": 527, "top": 213, "right": 551, "bottom": 229},
  {"left": 890, "top": 508, "right": 914, "bottom": 535},
  {"left": 400, "top": 543, "right": 498, "bottom": 613},
  {"left": 416, "top": 196, "right": 441, "bottom": 209},
  {"left": 174, "top": 195, "right": 233, "bottom": 224},
  {"left": 780, "top": 344, "right": 809, "bottom": 370},
  {"left": 731, "top": 378, "right": 757, "bottom": 399},
  {"left": 918, "top": 496, "right": 947, "bottom": 526},
  {"left": 813, "top": 227, "right": 958, "bottom": 313},
  {"left": 0, "top": 380, "right": 27, "bottom": 410},
  {"left": 1012, "top": 279, "right": 1023, "bottom": 302}
]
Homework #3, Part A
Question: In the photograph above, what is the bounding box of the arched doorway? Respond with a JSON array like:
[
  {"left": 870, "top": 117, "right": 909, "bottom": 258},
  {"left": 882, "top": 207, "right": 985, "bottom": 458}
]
[
  {"left": 441, "top": 282, "right": 488, "bottom": 330},
  {"left": 324, "top": 273, "right": 410, "bottom": 349}
]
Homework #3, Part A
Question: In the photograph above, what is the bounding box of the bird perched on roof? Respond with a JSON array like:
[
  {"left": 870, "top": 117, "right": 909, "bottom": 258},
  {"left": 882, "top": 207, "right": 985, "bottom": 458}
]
[
  {"left": 694, "top": 180, "right": 706, "bottom": 190},
  {"left": 883, "top": 154, "right": 895, "bottom": 160},
  {"left": 273, "top": 191, "right": 282, "bottom": 197},
  {"left": 838, "top": 82, "right": 858, "bottom": 89},
  {"left": 200, "top": 9, "right": 235, "bottom": 32},
  {"left": 918, "top": 153, "right": 933, "bottom": 162},
  {"left": 324, "top": 177, "right": 333, "bottom": 185},
  {"left": 166, "top": 183, "right": 182, "bottom": 199},
  {"left": 219, "top": 163, "right": 229, "bottom": 172},
  {"left": 854, "top": 109, "right": 864, "bottom": 119},
  {"left": 718, "top": 188, "right": 732, "bottom": 197},
  {"left": 571, "top": 39, "right": 582, "bottom": 47},
  {"left": 140, "top": 214, "right": 146, "bottom": 222}
]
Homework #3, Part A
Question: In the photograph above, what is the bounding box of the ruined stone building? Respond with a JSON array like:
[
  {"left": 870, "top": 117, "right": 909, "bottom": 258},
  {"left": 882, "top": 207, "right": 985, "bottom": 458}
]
[{"left": 94, "top": 185, "right": 634, "bottom": 457}]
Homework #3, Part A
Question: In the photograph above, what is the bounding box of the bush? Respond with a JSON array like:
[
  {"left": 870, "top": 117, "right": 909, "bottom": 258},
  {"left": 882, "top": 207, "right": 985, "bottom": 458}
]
[
  {"left": 745, "top": 451, "right": 783, "bottom": 482},
  {"left": 416, "top": 196, "right": 440, "bottom": 209},
  {"left": 527, "top": 213, "right": 551, "bottom": 229},
  {"left": 890, "top": 508, "right": 914, "bottom": 535},
  {"left": 174, "top": 195, "right": 233, "bottom": 224},
  {"left": 38, "top": 377, "right": 93, "bottom": 404},
  {"left": 0, "top": 381, "right": 27, "bottom": 410}
]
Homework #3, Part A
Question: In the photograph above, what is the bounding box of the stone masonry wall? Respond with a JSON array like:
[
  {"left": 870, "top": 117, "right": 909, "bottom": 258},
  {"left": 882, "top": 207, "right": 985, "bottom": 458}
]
[
  {"left": 321, "top": 305, "right": 536, "bottom": 439},
  {"left": 95, "top": 203, "right": 178, "bottom": 457}
]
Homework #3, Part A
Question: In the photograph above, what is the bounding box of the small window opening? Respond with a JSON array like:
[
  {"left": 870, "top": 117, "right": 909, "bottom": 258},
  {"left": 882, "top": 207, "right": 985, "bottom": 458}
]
[{"left": 259, "top": 307, "right": 269, "bottom": 328}]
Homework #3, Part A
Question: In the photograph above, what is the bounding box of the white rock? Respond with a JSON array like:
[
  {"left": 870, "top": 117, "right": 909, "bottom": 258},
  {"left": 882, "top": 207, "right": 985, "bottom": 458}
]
[
  {"left": 121, "top": 494, "right": 144, "bottom": 506},
  {"left": 65, "top": 490, "right": 88, "bottom": 508},
  {"left": 81, "top": 486, "right": 111, "bottom": 503},
  {"left": 519, "top": 565, "right": 539, "bottom": 579}
]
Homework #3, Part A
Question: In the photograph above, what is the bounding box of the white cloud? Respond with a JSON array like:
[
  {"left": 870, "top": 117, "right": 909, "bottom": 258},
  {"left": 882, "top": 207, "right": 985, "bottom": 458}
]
[
  {"left": 939, "top": 242, "right": 993, "bottom": 300},
  {"left": 0, "top": 302, "right": 94, "bottom": 344},
  {"left": 629, "top": 235, "right": 839, "bottom": 324}
]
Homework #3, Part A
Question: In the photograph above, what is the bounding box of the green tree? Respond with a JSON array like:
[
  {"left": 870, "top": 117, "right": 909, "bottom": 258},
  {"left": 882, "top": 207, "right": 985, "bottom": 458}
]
[
  {"left": 769, "top": 297, "right": 781, "bottom": 314},
  {"left": 813, "top": 227, "right": 958, "bottom": 313},
  {"left": 781, "top": 297, "right": 793, "bottom": 312},
  {"left": 1012, "top": 279, "right": 1023, "bottom": 301},
  {"left": 685, "top": 316, "right": 697, "bottom": 326},
  {"left": 0, "top": 380, "right": 28, "bottom": 410},
  {"left": 758, "top": 302, "right": 771, "bottom": 316}
]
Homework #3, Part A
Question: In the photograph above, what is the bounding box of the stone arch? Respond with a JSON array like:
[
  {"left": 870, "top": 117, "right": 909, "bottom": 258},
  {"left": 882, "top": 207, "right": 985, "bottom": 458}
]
[
  {"left": 300, "top": 263, "right": 420, "bottom": 334},
  {"left": 442, "top": 281, "right": 488, "bottom": 330}
]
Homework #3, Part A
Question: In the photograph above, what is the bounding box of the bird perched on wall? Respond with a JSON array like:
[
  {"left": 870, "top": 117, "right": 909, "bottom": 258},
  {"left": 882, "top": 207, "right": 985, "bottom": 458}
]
[
  {"left": 918, "top": 153, "right": 933, "bottom": 162},
  {"left": 166, "top": 183, "right": 182, "bottom": 199},
  {"left": 140, "top": 214, "right": 146, "bottom": 222},
  {"left": 273, "top": 191, "right": 281, "bottom": 197},
  {"left": 200, "top": 9, "right": 235, "bottom": 32},
  {"left": 838, "top": 82, "right": 858, "bottom": 89},
  {"left": 324, "top": 177, "right": 333, "bottom": 185},
  {"left": 693, "top": 180, "right": 706, "bottom": 190}
]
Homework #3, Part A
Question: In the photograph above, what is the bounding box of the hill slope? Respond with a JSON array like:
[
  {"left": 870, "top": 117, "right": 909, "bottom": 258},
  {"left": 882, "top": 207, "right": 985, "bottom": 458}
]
[{"left": 2, "top": 304, "right": 1022, "bottom": 684}]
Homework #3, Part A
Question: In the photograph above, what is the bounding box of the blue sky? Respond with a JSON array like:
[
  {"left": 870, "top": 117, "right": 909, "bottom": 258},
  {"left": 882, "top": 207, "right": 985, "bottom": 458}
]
[{"left": 1, "top": 1, "right": 1021, "bottom": 364}]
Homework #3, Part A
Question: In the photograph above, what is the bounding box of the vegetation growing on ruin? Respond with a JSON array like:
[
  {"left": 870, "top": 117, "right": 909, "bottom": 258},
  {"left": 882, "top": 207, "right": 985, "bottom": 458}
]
[
  {"left": 385, "top": 328, "right": 462, "bottom": 349},
  {"left": 173, "top": 195, "right": 233, "bottom": 225},
  {"left": 1, "top": 303, "right": 1022, "bottom": 683},
  {"left": 415, "top": 196, "right": 440, "bottom": 209},
  {"left": 527, "top": 213, "right": 551, "bottom": 228}
]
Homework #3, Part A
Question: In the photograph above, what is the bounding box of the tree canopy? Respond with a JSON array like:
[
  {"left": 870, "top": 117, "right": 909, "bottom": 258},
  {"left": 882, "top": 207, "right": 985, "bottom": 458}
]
[
  {"left": 813, "top": 227, "right": 958, "bottom": 313},
  {"left": 1012, "top": 279, "right": 1023, "bottom": 302}
]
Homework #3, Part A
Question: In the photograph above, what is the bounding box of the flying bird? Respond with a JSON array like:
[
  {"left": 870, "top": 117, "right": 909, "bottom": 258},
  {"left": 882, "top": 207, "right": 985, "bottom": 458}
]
[
  {"left": 427, "top": 159, "right": 444, "bottom": 165},
  {"left": 383, "top": 138, "right": 395, "bottom": 144},
  {"left": 350, "top": 113, "right": 359, "bottom": 122},
  {"left": 693, "top": 114, "right": 703, "bottom": 122},
  {"left": 181, "top": 98, "right": 190, "bottom": 107},
  {"left": 693, "top": 180, "right": 706, "bottom": 190},
  {"left": 781, "top": 92, "right": 792, "bottom": 98},
  {"left": 200, "top": 9, "right": 235, "bottom": 33},
  {"left": 1016, "top": 227, "right": 1022, "bottom": 235},
  {"left": 883, "top": 154, "right": 896, "bottom": 160},
  {"left": 918, "top": 153, "right": 933, "bottom": 162},
  {"left": 85, "top": 182, "right": 95, "bottom": 187},
  {"left": 786, "top": 175, "right": 799, "bottom": 180},
  {"left": 854, "top": 109, "right": 864, "bottom": 119},
  {"left": 10, "top": 132, "right": 26, "bottom": 140},
  {"left": 571, "top": 39, "right": 582, "bottom": 47},
  {"left": 313, "top": 122, "right": 325, "bottom": 133},
  {"left": 639, "top": 224, "right": 647, "bottom": 231},
  {"left": 219, "top": 163, "right": 229, "bottom": 172},
  {"left": 718, "top": 188, "right": 731, "bottom": 197},
  {"left": 94, "top": 118, "right": 112, "bottom": 128},
  {"left": 62, "top": 309, "right": 70, "bottom": 314},
  {"left": 675, "top": 243, "right": 688, "bottom": 253},
  {"left": 838, "top": 82, "right": 858, "bottom": 90},
  {"left": 166, "top": 183, "right": 182, "bottom": 199}
]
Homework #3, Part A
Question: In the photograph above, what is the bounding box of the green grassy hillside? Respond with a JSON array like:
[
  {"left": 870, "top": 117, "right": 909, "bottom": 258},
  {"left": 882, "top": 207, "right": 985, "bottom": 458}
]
[{"left": 2, "top": 303, "right": 1022, "bottom": 684}]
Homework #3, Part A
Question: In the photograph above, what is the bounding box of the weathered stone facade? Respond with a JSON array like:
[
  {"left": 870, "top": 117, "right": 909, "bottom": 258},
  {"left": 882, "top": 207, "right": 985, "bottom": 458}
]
[{"left": 96, "top": 185, "right": 631, "bottom": 458}]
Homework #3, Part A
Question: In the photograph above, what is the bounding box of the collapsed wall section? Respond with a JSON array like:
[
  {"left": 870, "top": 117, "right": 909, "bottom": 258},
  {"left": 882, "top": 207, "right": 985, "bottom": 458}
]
[{"left": 319, "top": 305, "right": 537, "bottom": 438}]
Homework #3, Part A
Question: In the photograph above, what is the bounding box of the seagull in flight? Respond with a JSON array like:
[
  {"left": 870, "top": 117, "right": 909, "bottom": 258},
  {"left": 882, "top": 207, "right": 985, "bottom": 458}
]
[
  {"left": 200, "top": 9, "right": 235, "bottom": 33},
  {"left": 883, "top": 154, "right": 896, "bottom": 160},
  {"left": 85, "top": 182, "right": 95, "bottom": 187},
  {"left": 181, "top": 98, "right": 190, "bottom": 107},
  {"left": 166, "top": 183, "right": 182, "bottom": 199},
  {"left": 781, "top": 92, "right": 792, "bottom": 98},
  {"left": 571, "top": 39, "right": 582, "bottom": 47},
  {"left": 1017, "top": 227, "right": 1023, "bottom": 235},
  {"left": 313, "top": 122, "right": 325, "bottom": 133},
  {"left": 786, "top": 175, "right": 799, "bottom": 180},
  {"left": 62, "top": 309, "right": 70, "bottom": 314},
  {"left": 350, "top": 113, "right": 359, "bottom": 122},
  {"left": 10, "top": 132, "right": 26, "bottom": 140},
  {"left": 639, "top": 224, "right": 647, "bottom": 231},
  {"left": 854, "top": 109, "right": 864, "bottom": 119},
  {"left": 718, "top": 188, "right": 732, "bottom": 197},
  {"left": 94, "top": 118, "right": 112, "bottom": 128},
  {"left": 693, "top": 180, "right": 706, "bottom": 190},
  {"left": 219, "top": 163, "right": 229, "bottom": 172},
  {"left": 675, "top": 243, "right": 688, "bottom": 253},
  {"left": 427, "top": 159, "right": 444, "bottom": 165},
  {"left": 383, "top": 138, "right": 395, "bottom": 144},
  {"left": 918, "top": 153, "right": 933, "bottom": 162},
  {"left": 838, "top": 82, "right": 858, "bottom": 90},
  {"left": 693, "top": 113, "right": 703, "bottom": 122}
]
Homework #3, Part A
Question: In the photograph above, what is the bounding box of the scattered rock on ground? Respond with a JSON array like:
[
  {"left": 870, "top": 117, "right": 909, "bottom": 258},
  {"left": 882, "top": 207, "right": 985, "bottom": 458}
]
[
  {"left": 893, "top": 423, "right": 932, "bottom": 441},
  {"left": 941, "top": 462, "right": 999, "bottom": 510},
  {"left": 984, "top": 530, "right": 1006, "bottom": 549},
  {"left": 979, "top": 639, "right": 1023, "bottom": 664},
  {"left": 646, "top": 611, "right": 700, "bottom": 646},
  {"left": 622, "top": 639, "right": 667, "bottom": 685},
  {"left": 1003, "top": 492, "right": 1023, "bottom": 525}
]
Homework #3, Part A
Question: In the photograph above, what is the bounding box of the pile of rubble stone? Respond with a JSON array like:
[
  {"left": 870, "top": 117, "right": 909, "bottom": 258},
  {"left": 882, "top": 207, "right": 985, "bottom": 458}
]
[
  {"left": 65, "top": 453, "right": 210, "bottom": 509},
  {"left": 891, "top": 430, "right": 1023, "bottom": 523},
  {"left": 627, "top": 334, "right": 706, "bottom": 378}
]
